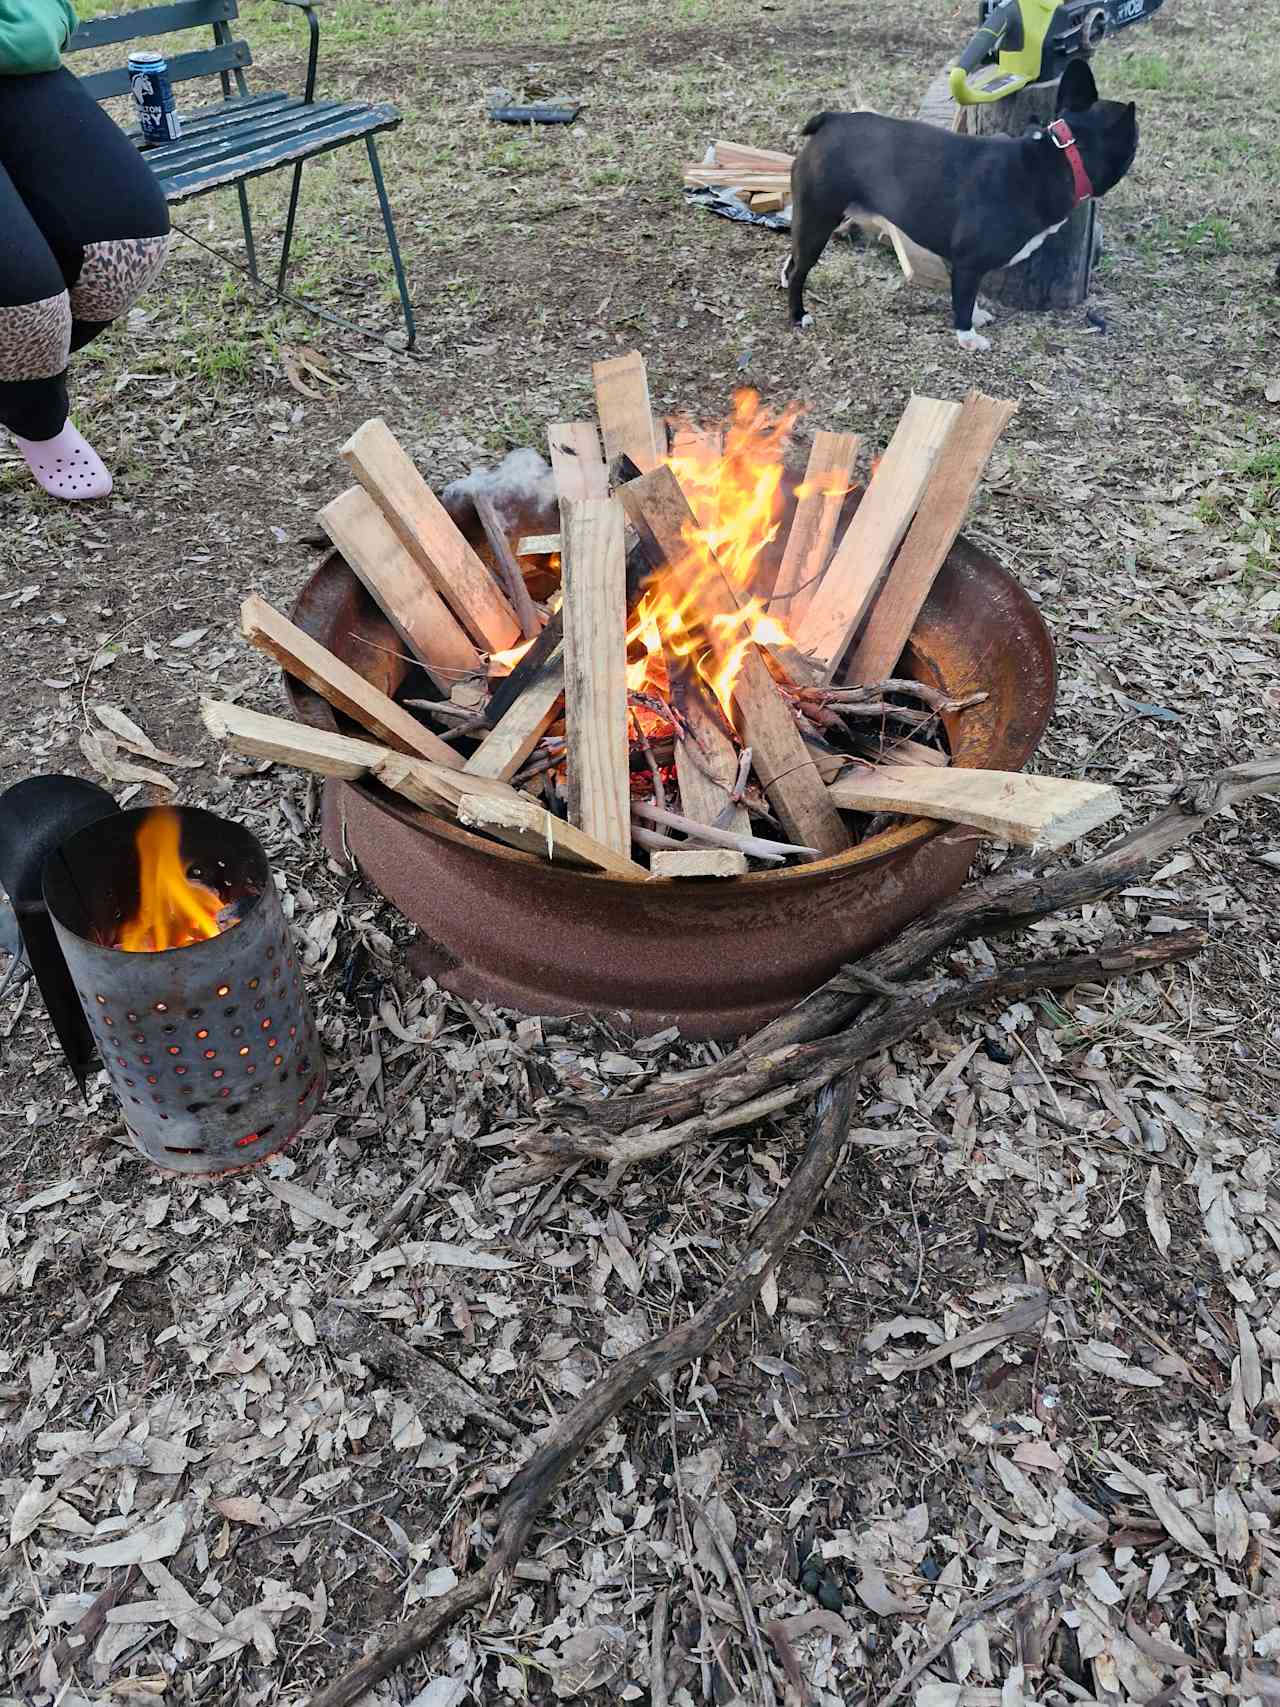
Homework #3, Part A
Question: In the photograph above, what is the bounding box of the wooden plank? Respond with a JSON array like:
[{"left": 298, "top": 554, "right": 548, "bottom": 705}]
[
  {"left": 377, "top": 754, "right": 647, "bottom": 879},
  {"left": 201, "top": 699, "right": 386, "bottom": 779},
  {"left": 473, "top": 492, "right": 543, "bottom": 639},
  {"left": 668, "top": 657, "right": 751, "bottom": 841},
  {"left": 681, "top": 169, "right": 791, "bottom": 190},
  {"left": 548, "top": 422, "right": 609, "bottom": 506},
  {"left": 592, "top": 352, "right": 660, "bottom": 473},
  {"left": 667, "top": 424, "right": 724, "bottom": 534},
  {"left": 846, "top": 391, "right": 1018, "bottom": 685},
  {"left": 239, "top": 594, "right": 464, "bottom": 770},
  {"left": 711, "top": 139, "right": 794, "bottom": 168},
  {"left": 769, "top": 430, "right": 860, "bottom": 629},
  {"left": 560, "top": 498, "right": 631, "bottom": 856},
  {"left": 341, "top": 418, "right": 520, "bottom": 654},
  {"left": 621, "top": 467, "right": 849, "bottom": 861},
  {"left": 828, "top": 765, "right": 1122, "bottom": 851},
  {"left": 463, "top": 644, "right": 564, "bottom": 781},
  {"left": 318, "top": 487, "right": 483, "bottom": 693},
  {"left": 793, "top": 396, "right": 962, "bottom": 681},
  {"left": 886, "top": 737, "right": 949, "bottom": 768},
  {"left": 650, "top": 847, "right": 747, "bottom": 879},
  {"left": 516, "top": 532, "right": 561, "bottom": 556},
  {"left": 749, "top": 190, "right": 787, "bottom": 213}
]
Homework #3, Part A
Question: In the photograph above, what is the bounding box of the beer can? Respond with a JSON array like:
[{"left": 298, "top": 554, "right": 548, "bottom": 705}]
[{"left": 128, "top": 51, "right": 182, "bottom": 144}]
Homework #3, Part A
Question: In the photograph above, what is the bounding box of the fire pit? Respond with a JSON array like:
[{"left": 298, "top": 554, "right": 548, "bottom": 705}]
[
  {"left": 43, "top": 806, "right": 325, "bottom": 1173},
  {"left": 285, "top": 518, "right": 1055, "bottom": 1037}
]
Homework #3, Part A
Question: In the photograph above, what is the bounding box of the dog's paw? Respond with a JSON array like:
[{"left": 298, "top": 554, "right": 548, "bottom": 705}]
[
  {"left": 791, "top": 313, "right": 814, "bottom": 333},
  {"left": 955, "top": 328, "right": 991, "bottom": 353},
  {"left": 779, "top": 256, "right": 794, "bottom": 289},
  {"left": 971, "top": 305, "right": 994, "bottom": 328}
]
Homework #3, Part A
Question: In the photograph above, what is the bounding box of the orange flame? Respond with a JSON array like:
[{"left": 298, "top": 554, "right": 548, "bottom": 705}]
[
  {"left": 117, "top": 809, "right": 225, "bottom": 953},
  {"left": 628, "top": 389, "right": 803, "bottom": 719}
]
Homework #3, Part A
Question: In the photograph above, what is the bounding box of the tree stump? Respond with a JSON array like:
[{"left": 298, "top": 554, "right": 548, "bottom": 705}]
[{"left": 972, "top": 79, "right": 1098, "bottom": 310}]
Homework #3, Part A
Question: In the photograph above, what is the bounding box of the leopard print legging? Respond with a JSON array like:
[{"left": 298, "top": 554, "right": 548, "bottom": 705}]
[{"left": 0, "top": 68, "right": 171, "bottom": 441}]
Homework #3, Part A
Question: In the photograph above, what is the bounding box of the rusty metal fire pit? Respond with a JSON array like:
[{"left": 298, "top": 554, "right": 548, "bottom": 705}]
[{"left": 285, "top": 482, "right": 1056, "bottom": 1038}]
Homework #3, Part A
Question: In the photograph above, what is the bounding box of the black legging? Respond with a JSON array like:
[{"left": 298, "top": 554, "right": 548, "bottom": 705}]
[{"left": 0, "top": 67, "right": 170, "bottom": 441}]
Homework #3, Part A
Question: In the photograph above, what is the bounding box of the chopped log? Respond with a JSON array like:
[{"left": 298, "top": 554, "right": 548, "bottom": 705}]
[
  {"left": 463, "top": 643, "right": 564, "bottom": 781},
  {"left": 377, "top": 753, "right": 648, "bottom": 879},
  {"left": 548, "top": 422, "right": 609, "bottom": 508},
  {"left": 650, "top": 848, "right": 747, "bottom": 879},
  {"left": 239, "top": 595, "right": 464, "bottom": 769},
  {"left": 974, "top": 82, "right": 1098, "bottom": 311},
  {"left": 318, "top": 487, "right": 483, "bottom": 691},
  {"left": 749, "top": 189, "right": 787, "bottom": 213},
  {"left": 622, "top": 466, "right": 849, "bottom": 860},
  {"left": 845, "top": 390, "right": 1018, "bottom": 685},
  {"left": 592, "top": 351, "right": 660, "bottom": 473},
  {"left": 769, "top": 430, "right": 860, "bottom": 628},
  {"left": 561, "top": 498, "right": 632, "bottom": 856},
  {"left": 828, "top": 765, "right": 1122, "bottom": 851},
  {"left": 341, "top": 418, "right": 520, "bottom": 654},
  {"left": 202, "top": 699, "right": 384, "bottom": 778},
  {"left": 793, "top": 396, "right": 961, "bottom": 680},
  {"left": 667, "top": 423, "right": 724, "bottom": 533},
  {"left": 473, "top": 491, "right": 543, "bottom": 640},
  {"left": 483, "top": 610, "right": 564, "bottom": 729}
]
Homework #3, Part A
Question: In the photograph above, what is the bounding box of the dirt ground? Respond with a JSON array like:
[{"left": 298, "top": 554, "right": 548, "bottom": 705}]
[{"left": 1, "top": 0, "right": 1278, "bottom": 1703}]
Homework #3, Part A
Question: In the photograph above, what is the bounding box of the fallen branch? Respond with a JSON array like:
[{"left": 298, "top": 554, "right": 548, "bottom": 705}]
[
  {"left": 586, "top": 753, "right": 1280, "bottom": 1137},
  {"left": 307, "top": 1074, "right": 860, "bottom": 1707},
  {"left": 521, "top": 932, "right": 1205, "bottom": 1168}
]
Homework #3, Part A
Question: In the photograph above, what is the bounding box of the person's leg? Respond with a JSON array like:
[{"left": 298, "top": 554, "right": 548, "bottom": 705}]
[
  {"left": 0, "top": 156, "right": 73, "bottom": 441},
  {"left": 0, "top": 68, "right": 170, "bottom": 489}
]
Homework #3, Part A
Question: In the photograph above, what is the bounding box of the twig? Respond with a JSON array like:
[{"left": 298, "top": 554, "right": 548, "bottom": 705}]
[
  {"left": 684, "top": 1494, "right": 778, "bottom": 1707},
  {"left": 1050, "top": 1237, "right": 1212, "bottom": 1393},
  {"left": 879, "top": 1544, "right": 1102, "bottom": 1707},
  {"left": 671, "top": 1407, "right": 719, "bottom": 1701},
  {"left": 633, "top": 801, "right": 818, "bottom": 860},
  {"left": 306, "top": 1074, "right": 861, "bottom": 1707},
  {"left": 632, "top": 709, "right": 668, "bottom": 811},
  {"left": 650, "top": 1589, "right": 671, "bottom": 1707}
]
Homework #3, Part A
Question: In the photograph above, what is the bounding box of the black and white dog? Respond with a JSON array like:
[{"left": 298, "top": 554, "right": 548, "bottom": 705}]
[{"left": 783, "top": 60, "right": 1138, "bottom": 350}]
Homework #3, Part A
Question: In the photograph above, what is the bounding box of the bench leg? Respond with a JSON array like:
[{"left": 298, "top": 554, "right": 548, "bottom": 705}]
[
  {"left": 237, "top": 182, "right": 259, "bottom": 282},
  {"left": 365, "top": 135, "right": 416, "bottom": 350},
  {"left": 278, "top": 161, "right": 305, "bottom": 296}
]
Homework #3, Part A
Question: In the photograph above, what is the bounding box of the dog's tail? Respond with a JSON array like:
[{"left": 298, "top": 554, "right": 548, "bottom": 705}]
[{"left": 800, "top": 111, "right": 836, "bottom": 137}]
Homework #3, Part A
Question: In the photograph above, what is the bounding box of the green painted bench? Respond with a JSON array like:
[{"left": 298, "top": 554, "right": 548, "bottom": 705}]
[{"left": 67, "top": 0, "right": 415, "bottom": 347}]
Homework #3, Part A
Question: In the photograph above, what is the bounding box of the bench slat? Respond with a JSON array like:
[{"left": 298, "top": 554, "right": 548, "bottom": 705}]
[
  {"left": 157, "top": 103, "right": 401, "bottom": 200},
  {"left": 124, "top": 89, "right": 290, "bottom": 141},
  {"left": 141, "top": 100, "right": 355, "bottom": 171},
  {"left": 77, "top": 37, "right": 250, "bottom": 100},
  {"left": 68, "top": 1, "right": 239, "bottom": 52}
]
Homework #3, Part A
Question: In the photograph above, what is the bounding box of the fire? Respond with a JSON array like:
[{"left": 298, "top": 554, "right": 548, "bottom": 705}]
[
  {"left": 117, "top": 809, "right": 225, "bottom": 953},
  {"left": 628, "top": 389, "right": 810, "bottom": 719}
]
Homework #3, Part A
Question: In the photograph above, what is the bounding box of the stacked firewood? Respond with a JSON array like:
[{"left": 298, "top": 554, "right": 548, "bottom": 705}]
[{"left": 203, "top": 352, "right": 1122, "bottom": 877}]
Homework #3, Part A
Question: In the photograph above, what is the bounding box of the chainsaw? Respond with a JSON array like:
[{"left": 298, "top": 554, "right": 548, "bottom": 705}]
[{"left": 948, "top": 0, "right": 1165, "bottom": 104}]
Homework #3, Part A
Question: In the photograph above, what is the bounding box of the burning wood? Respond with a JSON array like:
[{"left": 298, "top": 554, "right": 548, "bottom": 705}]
[{"left": 204, "top": 361, "right": 1117, "bottom": 883}]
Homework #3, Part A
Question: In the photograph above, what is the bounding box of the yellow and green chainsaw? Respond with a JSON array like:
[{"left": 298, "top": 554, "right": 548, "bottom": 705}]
[{"left": 949, "top": 0, "right": 1165, "bottom": 104}]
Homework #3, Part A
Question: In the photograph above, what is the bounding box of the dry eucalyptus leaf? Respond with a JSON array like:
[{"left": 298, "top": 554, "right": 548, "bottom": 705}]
[
  {"left": 1144, "top": 1165, "right": 1172, "bottom": 1256},
  {"left": 66, "top": 1504, "right": 186, "bottom": 1566},
  {"left": 553, "top": 1624, "right": 628, "bottom": 1697},
  {"left": 80, "top": 728, "right": 176, "bottom": 791},
  {"left": 94, "top": 704, "right": 203, "bottom": 769},
  {"left": 854, "top": 1564, "right": 916, "bottom": 1616}
]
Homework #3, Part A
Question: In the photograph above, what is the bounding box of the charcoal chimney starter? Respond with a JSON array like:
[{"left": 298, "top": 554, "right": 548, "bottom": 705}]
[{"left": 42, "top": 806, "right": 325, "bottom": 1175}]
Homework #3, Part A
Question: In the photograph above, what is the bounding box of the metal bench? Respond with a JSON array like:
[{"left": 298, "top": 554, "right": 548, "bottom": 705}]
[{"left": 67, "top": 0, "right": 415, "bottom": 347}]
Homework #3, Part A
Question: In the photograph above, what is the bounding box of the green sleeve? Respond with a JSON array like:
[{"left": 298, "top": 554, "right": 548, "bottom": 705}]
[{"left": 0, "top": 1, "right": 81, "bottom": 75}]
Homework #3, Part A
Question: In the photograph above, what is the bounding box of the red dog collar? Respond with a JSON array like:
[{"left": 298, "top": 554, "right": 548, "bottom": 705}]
[{"left": 1046, "top": 117, "right": 1094, "bottom": 206}]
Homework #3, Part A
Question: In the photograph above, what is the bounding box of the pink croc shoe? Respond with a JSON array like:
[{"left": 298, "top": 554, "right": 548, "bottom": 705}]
[{"left": 14, "top": 422, "right": 113, "bottom": 501}]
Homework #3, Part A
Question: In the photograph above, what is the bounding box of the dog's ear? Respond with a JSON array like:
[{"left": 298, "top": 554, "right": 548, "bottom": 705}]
[{"left": 1057, "top": 57, "right": 1100, "bottom": 112}]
